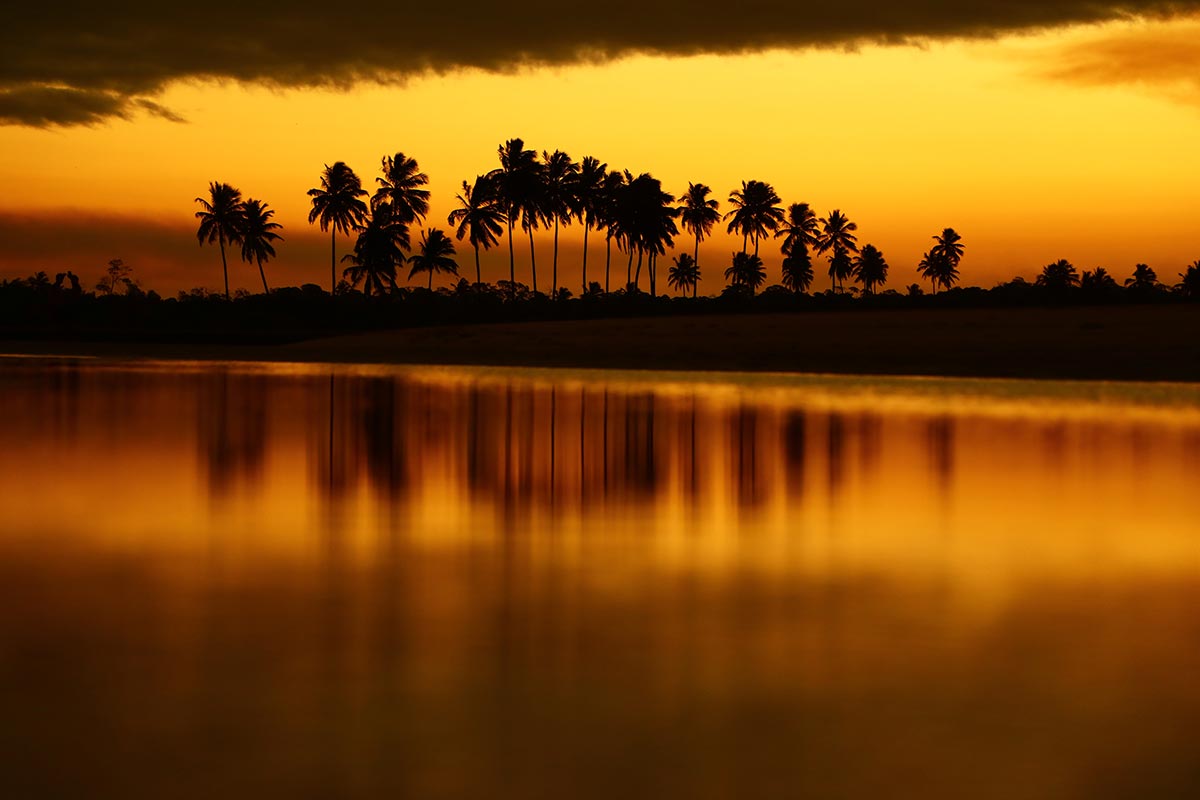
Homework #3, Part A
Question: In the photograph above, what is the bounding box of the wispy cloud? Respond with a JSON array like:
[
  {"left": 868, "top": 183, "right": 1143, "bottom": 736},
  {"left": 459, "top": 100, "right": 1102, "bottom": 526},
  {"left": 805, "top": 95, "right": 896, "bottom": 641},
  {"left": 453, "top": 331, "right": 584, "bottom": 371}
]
[{"left": 4, "top": 1, "right": 1200, "bottom": 126}]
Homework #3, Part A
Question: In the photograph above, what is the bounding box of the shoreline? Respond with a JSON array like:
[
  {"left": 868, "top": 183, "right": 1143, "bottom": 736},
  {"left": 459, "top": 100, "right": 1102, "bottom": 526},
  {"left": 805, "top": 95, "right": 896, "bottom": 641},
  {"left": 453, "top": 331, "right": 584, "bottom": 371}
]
[{"left": 2, "top": 305, "right": 1198, "bottom": 384}]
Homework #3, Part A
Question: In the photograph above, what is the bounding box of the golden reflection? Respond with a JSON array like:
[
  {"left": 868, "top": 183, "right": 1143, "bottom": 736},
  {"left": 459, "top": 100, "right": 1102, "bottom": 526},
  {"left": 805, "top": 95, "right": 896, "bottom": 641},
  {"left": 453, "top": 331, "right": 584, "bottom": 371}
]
[{"left": 1, "top": 359, "right": 1199, "bottom": 798}]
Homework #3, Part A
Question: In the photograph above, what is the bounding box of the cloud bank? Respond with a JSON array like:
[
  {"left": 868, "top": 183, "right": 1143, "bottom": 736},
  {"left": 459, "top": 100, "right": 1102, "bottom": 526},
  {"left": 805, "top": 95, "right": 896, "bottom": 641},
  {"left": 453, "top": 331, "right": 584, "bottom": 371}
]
[{"left": 4, "top": 1, "right": 1200, "bottom": 126}]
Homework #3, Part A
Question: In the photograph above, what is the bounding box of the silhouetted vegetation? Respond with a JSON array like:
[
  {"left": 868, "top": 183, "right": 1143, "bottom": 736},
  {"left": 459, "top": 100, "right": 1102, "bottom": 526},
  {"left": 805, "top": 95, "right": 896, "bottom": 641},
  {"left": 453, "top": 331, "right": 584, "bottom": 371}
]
[{"left": 4, "top": 139, "right": 1198, "bottom": 344}]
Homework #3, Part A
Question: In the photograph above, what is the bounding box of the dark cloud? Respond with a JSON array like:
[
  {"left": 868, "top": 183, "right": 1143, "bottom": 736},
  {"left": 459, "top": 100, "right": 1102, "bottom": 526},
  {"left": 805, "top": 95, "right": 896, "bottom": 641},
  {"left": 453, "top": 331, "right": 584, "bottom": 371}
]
[
  {"left": 3, "top": 2, "right": 1200, "bottom": 126},
  {"left": 1037, "top": 19, "right": 1200, "bottom": 103}
]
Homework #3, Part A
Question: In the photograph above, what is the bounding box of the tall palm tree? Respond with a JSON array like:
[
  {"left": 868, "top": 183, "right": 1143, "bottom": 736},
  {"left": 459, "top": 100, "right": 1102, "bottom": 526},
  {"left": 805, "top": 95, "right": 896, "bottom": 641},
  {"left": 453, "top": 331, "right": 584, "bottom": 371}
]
[
  {"left": 239, "top": 198, "right": 283, "bottom": 294},
  {"left": 542, "top": 150, "right": 579, "bottom": 298},
  {"left": 408, "top": 228, "right": 460, "bottom": 290},
  {"left": 447, "top": 176, "right": 505, "bottom": 284},
  {"left": 776, "top": 203, "right": 820, "bottom": 255},
  {"left": 678, "top": 182, "right": 721, "bottom": 270},
  {"left": 852, "top": 244, "right": 888, "bottom": 295},
  {"left": 488, "top": 139, "right": 543, "bottom": 293},
  {"left": 341, "top": 206, "right": 407, "bottom": 297},
  {"left": 308, "top": 162, "right": 369, "bottom": 293},
  {"left": 724, "top": 180, "right": 785, "bottom": 256},
  {"left": 668, "top": 253, "right": 700, "bottom": 297},
  {"left": 781, "top": 250, "right": 814, "bottom": 293},
  {"left": 194, "top": 181, "right": 245, "bottom": 300},
  {"left": 373, "top": 152, "right": 430, "bottom": 225},
  {"left": 598, "top": 170, "right": 626, "bottom": 293},
  {"left": 816, "top": 210, "right": 859, "bottom": 292},
  {"left": 725, "top": 252, "right": 767, "bottom": 293},
  {"left": 1178, "top": 260, "right": 1200, "bottom": 298},
  {"left": 572, "top": 156, "right": 607, "bottom": 293}
]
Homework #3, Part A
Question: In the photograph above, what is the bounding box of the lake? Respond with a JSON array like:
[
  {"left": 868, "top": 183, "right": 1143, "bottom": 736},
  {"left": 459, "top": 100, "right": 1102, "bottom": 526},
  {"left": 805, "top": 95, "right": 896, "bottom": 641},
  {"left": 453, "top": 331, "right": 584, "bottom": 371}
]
[{"left": 1, "top": 358, "right": 1199, "bottom": 799}]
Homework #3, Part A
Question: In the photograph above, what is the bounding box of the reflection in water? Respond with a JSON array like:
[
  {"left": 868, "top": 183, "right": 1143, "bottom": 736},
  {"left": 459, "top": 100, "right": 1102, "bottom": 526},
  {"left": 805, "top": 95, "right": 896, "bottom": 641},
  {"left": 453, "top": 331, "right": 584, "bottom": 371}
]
[{"left": 1, "top": 360, "right": 1200, "bottom": 799}]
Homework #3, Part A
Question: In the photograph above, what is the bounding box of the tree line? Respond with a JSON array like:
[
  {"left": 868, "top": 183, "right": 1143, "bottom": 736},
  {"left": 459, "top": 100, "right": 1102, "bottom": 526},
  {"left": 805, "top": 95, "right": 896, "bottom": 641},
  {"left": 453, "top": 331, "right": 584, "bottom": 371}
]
[{"left": 193, "top": 139, "right": 980, "bottom": 300}]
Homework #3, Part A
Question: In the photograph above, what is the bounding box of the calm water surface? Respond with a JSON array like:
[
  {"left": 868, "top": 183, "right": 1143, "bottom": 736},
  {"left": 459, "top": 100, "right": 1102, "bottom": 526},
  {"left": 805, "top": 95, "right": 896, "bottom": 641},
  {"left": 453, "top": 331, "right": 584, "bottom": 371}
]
[{"left": 2, "top": 358, "right": 1199, "bottom": 799}]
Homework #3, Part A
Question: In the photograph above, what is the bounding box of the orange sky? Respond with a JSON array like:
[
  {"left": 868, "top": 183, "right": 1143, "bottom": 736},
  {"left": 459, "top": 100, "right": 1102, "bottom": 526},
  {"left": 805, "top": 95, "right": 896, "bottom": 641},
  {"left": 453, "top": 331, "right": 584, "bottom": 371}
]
[{"left": 1, "top": 16, "right": 1198, "bottom": 294}]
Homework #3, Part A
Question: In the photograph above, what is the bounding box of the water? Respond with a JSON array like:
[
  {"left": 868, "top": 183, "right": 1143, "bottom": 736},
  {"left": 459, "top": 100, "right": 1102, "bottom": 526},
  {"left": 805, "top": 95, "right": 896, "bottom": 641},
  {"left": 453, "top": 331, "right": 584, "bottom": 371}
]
[{"left": 1, "top": 358, "right": 1199, "bottom": 799}]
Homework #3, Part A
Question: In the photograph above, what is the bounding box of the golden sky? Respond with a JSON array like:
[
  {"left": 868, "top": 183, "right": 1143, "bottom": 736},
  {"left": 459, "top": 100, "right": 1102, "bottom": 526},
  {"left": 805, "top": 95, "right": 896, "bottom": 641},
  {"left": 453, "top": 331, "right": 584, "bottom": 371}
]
[{"left": 1, "top": 14, "right": 1198, "bottom": 294}]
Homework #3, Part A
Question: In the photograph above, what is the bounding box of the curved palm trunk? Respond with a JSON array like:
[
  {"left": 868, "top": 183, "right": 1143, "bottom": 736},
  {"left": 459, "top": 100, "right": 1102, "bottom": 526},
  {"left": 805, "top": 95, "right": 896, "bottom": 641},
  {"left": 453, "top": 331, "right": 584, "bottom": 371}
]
[
  {"left": 428, "top": 269, "right": 433, "bottom": 291},
  {"left": 330, "top": 228, "right": 336, "bottom": 295},
  {"left": 648, "top": 252, "right": 656, "bottom": 298},
  {"left": 257, "top": 259, "right": 269, "bottom": 294},
  {"left": 527, "top": 227, "right": 538, "bottom": 294},
  {"left": 753, "top": 231, "right": 760, "bottom": 257},
  {"left": 626, "top": 246, "right": 633, "bottom": 288},
  {"left": 473, "top": 243, "right": 481, "bottom": 285},
  {"left": 218, "top": 232, "right": 230, "bottom": 300},
  {"left": 634, "top": 248, "right": 643, "bottom": 288},
  {"left": 694, "top": 233, "right": 699, "bottom": 267}
]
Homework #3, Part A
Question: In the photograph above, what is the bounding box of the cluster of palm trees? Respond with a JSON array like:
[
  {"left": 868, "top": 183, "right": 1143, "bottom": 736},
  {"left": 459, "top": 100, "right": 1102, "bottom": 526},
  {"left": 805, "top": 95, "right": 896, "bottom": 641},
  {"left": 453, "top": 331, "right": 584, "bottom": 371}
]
[
  {"left": 194, "top": 182, "right": 283, "bottom": 297},
  {"left": 1032, "top": 259, "right": 1200, "bottom": 295},
  {"left": 195, "top": 140, "right": 968, "bottom": 299}
]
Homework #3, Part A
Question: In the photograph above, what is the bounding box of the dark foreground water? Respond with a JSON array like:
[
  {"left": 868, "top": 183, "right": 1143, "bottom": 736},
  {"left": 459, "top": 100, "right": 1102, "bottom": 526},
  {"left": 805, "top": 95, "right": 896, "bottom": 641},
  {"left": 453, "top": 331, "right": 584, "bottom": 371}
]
[{"left": 1, "top": 358, "right": 1199, "bottom": 799}]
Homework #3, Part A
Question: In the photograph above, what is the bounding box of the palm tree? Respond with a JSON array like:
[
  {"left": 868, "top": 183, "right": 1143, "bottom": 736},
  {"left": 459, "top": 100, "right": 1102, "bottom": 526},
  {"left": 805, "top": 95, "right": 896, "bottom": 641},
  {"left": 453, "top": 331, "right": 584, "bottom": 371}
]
[
  {"left": 930, "top": 228, "right": 965, "bottom": 288},
  {"left": 1081, "top": 267, "right": 1119, "bottom": 293},
  {"left": 724, "top": 180, "right": 784, "bottom": 256},
  {"left": 776, "top": 203, "right": 820, "bottom": 254},
  {"left": 308, "top": 162, "right": 369, "bottom": 293},
  {"left": 1178, "top": 260, "right": 1200, "bottom": 298},
  {"left": 542, "top": 150, "right": 579, "bottom": 298},
  {"left": 1124, "top": 263, "right": 1158, "bottom": 290},
  {"left": 408, "top": 228, "right": 459, "bottom": 290},
  {"left": 725, "top": 251, "right": 766, "bottom": 293},
  {"left": 239, "top": 198, "right": 283, "bottom": 294},
  {"left": 447, "top": 176, "right": 505, "bottom": 284},
  {"left": 853, "top": 244, "right": 888, "bottom": 295},
  {"left": 194, "top": 181, "right": 245, "bottom": 300},
  {"left": 572, "top": 156, "right": 608, "bottom": 293},
  {"left": 489, "top": 139, "right": 543, "bottom": 294},
  {"left": 341, "top": 206, "right": 407, "bottom": 296},
  {"left": 816, "top": 210, "right": 859, "bottom": 292},
  {"left": 1036, "top": 259, "right": 1080, "bottom": 290},
  {"left": 372, "top": 152, "right": 430, "bottom": 225},
  {"left": 668, "top": 253, "right": 700, "bottom": 297},
  {"left": 781, "top": 250, "right": 814, "bottom": 294},
  {"left": 678, "top": 182, "right": 721, "bottom": 270},
  {"left": 598, "top": 170, "right": 626, "bottom": 293},
  {"left": 918, "top": 250, "right": 959, "bottom": 294}
]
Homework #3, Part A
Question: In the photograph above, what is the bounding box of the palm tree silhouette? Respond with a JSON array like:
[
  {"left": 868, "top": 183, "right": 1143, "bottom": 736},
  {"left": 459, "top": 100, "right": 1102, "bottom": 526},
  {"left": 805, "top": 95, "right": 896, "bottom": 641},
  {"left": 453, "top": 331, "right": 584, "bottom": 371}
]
[
  {"left": 724, "top": 180, "right": 784, "bottom": 256},
  {"left": 679, "top": 182, "right": 721, "bottom": 274},
  {"left": 341, "top": 206, "right": 407, "bottom": 296},
  {"left": 542, "top": 150, "right": 579, "bottom": 298},
  {"left": 668, "top": 253, "right": 701, "bottom": 297},
  {"left": 1124, "top": 263, "right": 1158, "bottom": 290},
  {"left": 489, "top": 139, "right": 543, "bottom": 294},
  {"left": 373, "top": 152, "right": 430, "bottom": 225},
  {"left": 573, "top": 156, "right": 608, "bottom": 293},
  {"left": 308, "top": 162, "right": 369, "bottom": 293},
  {"left": 239, "top": 198, "right": 283, "bottom": 294},
  {"left": 816, "top": 210, "right": 859, "bottom": 292},
  {"left": 781, "top": 250, "right": 814, "bottom": 293},
  {"left": 929, "top": 228, "right": 964, "bottom": 294},
  {"left": 1036, "top": 259, "right": 1080, "bottom": 290},
  {"left": 598, "top": 170, "right": 626, "bottom": 293},
  {"left": 447, "top": 176, "right": 505, "bottom": 285},
  {"left": 852, "top": 244, "right": 888, "bottom": 295},
  {"left": 194, "top": 181, "right": 245, "bottom": 300},
  {"left": 1178, "top": 260, "right": 1200, "bottom": 298},
  {"left": 918, "top": 251, "right": 960, "bottom": 294},
  {"left": 408, "top": 228, "right": 459, "bottom": 290},
  {"left": 1081, "top": 267, "right": 1118, "bottom": 292},
  {"left": 725, "top": 252, "right": 766, "bottom": 293}
]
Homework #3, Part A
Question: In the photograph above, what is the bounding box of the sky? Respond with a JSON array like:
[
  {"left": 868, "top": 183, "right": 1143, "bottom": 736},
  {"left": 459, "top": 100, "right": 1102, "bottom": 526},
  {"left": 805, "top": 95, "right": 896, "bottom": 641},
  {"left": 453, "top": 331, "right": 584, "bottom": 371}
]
[{"left": 1, "top": 3, "right": 1199, "bottom": 295}]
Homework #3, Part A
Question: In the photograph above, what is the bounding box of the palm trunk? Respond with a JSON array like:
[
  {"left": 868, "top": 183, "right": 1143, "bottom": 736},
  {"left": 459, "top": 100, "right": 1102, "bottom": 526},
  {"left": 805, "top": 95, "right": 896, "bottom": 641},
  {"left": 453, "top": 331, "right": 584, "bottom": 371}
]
[
  {"left": 753, "top": 231, "right": 759, "bottom": 257},
  {"left": 626, "top": 245, "right": 633, "bottom": 288},
  {"left": 428, "top": 268, "right": 433, "bottom": 290},
  {"left": 527, "top": 227, "right": 538, "bottom": 294},
  {"left": 474, "top": 243, "right": 481, "bottom": 285},
  {"left": 507, "top": 218, "right": 515, "bottom": 288},
  {"left": 330, "top": 228, "right": 336, "bottom": 295},
  {"left": 694, "top": 233, "right": 699, "bottom": 267},
  {"left": 649, "top": 252, "right": 656, "bottom": 298},
  {"left": 552, "top": 216, "right": 559, "bottom": 299},
  {"left": 258, "top": 259, "right": 269, "bottom": 294},
  {"left": 582, "top": 215, "right": 590, "bottom": 294},
  {"left": 634, "top": 247, "right": 643, "bottom": 287},
  {"left": 219, "top": 232, "right": 230, "bottom": 300},
  {"left": 605, "top": 234, "right": 612, "bottom": 293}
]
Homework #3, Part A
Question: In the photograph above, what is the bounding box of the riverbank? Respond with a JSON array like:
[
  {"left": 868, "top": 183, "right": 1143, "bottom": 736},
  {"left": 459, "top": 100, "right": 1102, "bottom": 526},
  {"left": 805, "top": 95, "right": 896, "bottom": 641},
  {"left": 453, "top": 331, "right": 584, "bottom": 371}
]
[{"left": 2, "top": 305, "right": 1197, "bottom": 382}]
